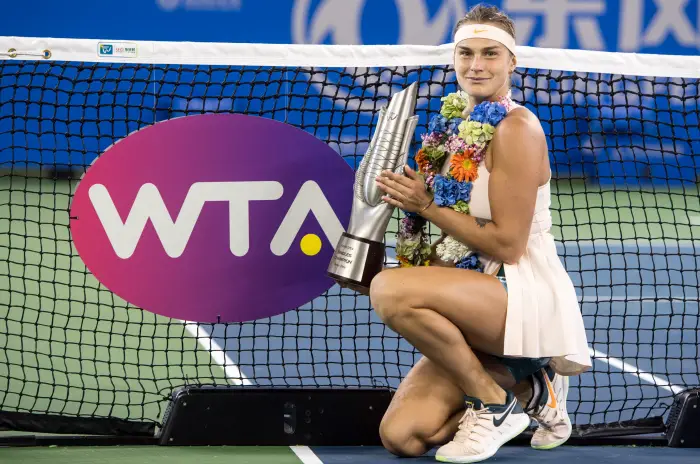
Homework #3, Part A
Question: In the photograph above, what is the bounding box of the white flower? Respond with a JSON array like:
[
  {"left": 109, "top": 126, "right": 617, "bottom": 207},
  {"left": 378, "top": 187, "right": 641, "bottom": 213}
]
[{"left": 436, "top": 236, "right": 473, "bottom": 263}]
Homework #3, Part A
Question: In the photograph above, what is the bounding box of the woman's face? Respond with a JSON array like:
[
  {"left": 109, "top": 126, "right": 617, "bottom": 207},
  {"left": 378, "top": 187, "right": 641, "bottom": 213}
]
[{"left": 454, "top": 35, "right": 515, "bottom": 101}]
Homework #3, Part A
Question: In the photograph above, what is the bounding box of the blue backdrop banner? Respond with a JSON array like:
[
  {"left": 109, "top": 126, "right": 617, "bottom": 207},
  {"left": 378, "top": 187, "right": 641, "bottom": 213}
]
[
  {"left": 3, "top": 0, "right": 700, "bottom": 55},
  {"left": 2, "top": 1, "right": 698, "bottom": 185}
]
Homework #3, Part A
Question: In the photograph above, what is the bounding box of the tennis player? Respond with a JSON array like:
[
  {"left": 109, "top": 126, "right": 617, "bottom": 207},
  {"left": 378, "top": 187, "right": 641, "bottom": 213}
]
[{"left": 371, "top": 4, "right": 591, "bottom": 462}]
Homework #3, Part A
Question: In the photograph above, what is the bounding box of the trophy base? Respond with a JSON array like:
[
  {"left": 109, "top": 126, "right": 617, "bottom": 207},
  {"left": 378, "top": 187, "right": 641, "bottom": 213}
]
[{"left": 327, "top": 232, "right": 385, "bottom": 292}]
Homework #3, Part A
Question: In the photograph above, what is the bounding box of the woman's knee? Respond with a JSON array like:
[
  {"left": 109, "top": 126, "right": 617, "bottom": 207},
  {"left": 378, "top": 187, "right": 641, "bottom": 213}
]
[
  {"left": 379, "top": 416, "right": 428, "bottom": 457},
  {"left": 369, "top": 269, "right": 408, "bottom": 324}
]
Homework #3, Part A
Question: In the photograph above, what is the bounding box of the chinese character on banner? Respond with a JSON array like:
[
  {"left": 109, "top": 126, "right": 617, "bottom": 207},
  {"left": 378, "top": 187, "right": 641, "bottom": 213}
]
[
  {"left": 503, "top": 0, "right": 606, "bottom": 50},
  {"left": 618, "top": 0, "right": 697, "bottom": 52}
]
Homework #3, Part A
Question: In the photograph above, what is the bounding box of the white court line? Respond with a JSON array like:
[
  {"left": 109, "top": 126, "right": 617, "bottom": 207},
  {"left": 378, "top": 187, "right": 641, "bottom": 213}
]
[
  {"left": 558, "top": 239, "right": 696, "bottom": 248},
  {"left": 589, "top": 347, "right": 685, "bottom": 394},
  {"left": 290, "top": 446, "right": 324, "bottom": 464},
  {"left": 385, "top": 238, "right": 697, "bottom": 248},
  {"left": 183, "top": 322, "right": 253, "bottom": 386},
  {"left": 580, "top": 295, "right": 696, "bottom": 303}
]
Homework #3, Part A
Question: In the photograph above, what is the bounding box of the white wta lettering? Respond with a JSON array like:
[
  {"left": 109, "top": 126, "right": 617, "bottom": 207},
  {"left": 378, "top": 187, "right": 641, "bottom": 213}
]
[
  {"left": 270, "top": 180, "right": 344, "bottom": 256},
  {"left": 88, "top": 180, "right": 344, "bottom": 259},
  {"left": 88, "top": 182, "right": 283, "bottom": 259}
]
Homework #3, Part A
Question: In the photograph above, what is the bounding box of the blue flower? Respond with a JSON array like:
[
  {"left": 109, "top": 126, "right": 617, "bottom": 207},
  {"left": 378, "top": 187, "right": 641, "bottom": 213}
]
[
  {"left": 446, "top": 117, "right": 463, "bottom": 135},
  {"left": 456, "top": 181, "right": 472, "bottom": 203},
  {"left": 433, "top": 175, "right": 448, "bottom": 206},
  {"left": 456, "top": 254, "right": 483, "bottom": 271},
  {"left": 469, "top": 104, "right": 486, "bottom": 124},
  {"left": 433, "top": 176, "right": 471, "bottom": 207},
  {"left": 485, "top": 104, "right": 507, "bottom": 126},
  {"left": 428, "top": 114, "right": 447, "bottom": 134},
  {"left": 470, "top": 102, "right": 507, "bottom": 126},
  {"left": 433, "top": 175, "right": 456, "bottom": 206}
]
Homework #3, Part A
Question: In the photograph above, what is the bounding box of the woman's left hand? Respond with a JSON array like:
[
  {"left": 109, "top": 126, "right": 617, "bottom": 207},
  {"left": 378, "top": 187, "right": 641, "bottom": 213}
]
[{"left": 375, "top": 165, "right": 433, "bottom": 213}]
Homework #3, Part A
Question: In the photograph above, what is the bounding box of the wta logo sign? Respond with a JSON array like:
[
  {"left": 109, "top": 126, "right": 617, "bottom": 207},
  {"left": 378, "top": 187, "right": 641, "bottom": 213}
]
[{"left": 70, "top": 114, "right": 353, "bottom": 323}]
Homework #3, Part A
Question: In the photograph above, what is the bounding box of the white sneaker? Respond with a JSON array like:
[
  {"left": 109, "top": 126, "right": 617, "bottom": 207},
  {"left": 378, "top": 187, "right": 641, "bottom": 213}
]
[
  {"left": 435, "top": 391, "right": 530, "bottom": 463},
  {"left": 528, "top": 367, "right": 572, "bottom": 450}
]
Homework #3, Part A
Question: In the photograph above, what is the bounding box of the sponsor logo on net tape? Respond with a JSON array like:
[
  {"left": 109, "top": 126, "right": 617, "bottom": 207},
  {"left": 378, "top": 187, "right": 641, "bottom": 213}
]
[{"left": 98, "top": 42, "right": 138, "bottom": 58}]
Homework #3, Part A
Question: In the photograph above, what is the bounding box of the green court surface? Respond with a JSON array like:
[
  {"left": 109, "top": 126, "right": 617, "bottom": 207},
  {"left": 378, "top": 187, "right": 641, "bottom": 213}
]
[
  {"left": 548, "top": 179, "right": 698, "bottom": 242},
  {"left": 386, "top": 178, "right": 699, "bottom": 242},
  {"left": 0, "top": 176, "right": 231, "bottom": 425},
  {"left": 0, "top": 445, "right": 303, "bottom": 464}
]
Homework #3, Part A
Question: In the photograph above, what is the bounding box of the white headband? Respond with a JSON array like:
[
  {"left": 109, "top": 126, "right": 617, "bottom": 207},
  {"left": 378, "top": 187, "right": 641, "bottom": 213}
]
[{"left": 453, "top": 24, "right": 516, "bottom": 55}]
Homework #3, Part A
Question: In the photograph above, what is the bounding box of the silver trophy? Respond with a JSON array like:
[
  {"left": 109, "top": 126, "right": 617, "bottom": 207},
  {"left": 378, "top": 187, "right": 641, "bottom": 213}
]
[{"left": 327, "top": 82, "right": 419, "bottom": 291}]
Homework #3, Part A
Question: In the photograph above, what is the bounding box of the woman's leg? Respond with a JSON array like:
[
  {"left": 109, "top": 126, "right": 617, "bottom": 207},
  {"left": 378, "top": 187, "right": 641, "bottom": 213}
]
[
  {"left": 379, "top": 356, "right": 465, "bottom": 457},
  {"left": 370, "top": 266, "right": 510, "bottom": 405},
  {"left": 379, "top": 353, "right": 518, "bottom": 457},
  {"left": 371, "top": 266, "right": 542, "bottom": 460}
]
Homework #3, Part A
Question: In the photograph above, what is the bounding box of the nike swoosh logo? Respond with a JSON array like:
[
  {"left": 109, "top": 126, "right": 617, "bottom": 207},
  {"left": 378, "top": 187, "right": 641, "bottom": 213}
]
[
  {"left": 474, "top": 29, "right": 488, "bottom": 33},
  {"left": 544, "top": 373, "right": 558, "bottom": 409},
  {"left": 492, "top": 400, "right": 516, "bottom": 427}
]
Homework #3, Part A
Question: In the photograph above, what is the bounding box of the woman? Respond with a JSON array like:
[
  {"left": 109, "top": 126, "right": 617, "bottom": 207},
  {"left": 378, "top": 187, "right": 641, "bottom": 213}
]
[{"left": 371, "top": 4, "right": 591, "bottom": 463}]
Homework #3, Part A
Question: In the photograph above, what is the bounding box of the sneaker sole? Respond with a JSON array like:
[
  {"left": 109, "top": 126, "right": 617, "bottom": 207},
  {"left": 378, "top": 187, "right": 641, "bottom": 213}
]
[
  {"left": 531, "top": 421, "right": 572, "bottom": 450},
  {"left": 531, "top": 376, "right": 572, "bottom": 450},
  {"left": 435, "top": 416, "right": 530, "bottom": 463},
  {"left": 531, "top": 434, "right": 570, "bottom": 450}
]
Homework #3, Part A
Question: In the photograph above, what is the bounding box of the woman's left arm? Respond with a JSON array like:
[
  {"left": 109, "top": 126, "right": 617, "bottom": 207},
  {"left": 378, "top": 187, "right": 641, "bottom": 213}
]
[
  {"left": 376, "top": 111, "right": 547, "bottom": 265},
  {"left": 423, "top": 111, "right": 547, "bottom": 264}
]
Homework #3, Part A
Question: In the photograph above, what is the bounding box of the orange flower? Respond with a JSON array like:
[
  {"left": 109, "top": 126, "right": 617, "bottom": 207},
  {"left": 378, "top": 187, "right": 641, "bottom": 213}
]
[
  {"left": 450, "top": 150, "right": 479, "bottom": 182},
  {"left": 415, "top": 149, "right": 429, "bottom": 172}
]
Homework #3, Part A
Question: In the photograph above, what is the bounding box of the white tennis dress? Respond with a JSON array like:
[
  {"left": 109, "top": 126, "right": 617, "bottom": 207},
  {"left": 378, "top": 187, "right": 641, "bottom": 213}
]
[{"left": 442, "top": 107, "right": 592, "bottom": 376}]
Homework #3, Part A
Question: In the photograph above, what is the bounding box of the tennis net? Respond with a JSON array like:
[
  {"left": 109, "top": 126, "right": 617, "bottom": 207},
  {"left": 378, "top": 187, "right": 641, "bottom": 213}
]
[{"left": 0, "top": 37, "right": 698, "bottom": 438}]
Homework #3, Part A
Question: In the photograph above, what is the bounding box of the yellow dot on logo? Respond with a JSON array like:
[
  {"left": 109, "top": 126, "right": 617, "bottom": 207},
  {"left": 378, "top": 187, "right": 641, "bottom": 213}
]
[{"left": 300, "top": 234, "right": 322, "bottom": 256}]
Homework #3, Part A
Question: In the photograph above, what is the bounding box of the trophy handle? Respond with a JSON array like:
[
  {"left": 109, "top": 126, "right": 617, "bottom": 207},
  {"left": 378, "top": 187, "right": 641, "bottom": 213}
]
[
  {"left": 394, "top": 115, "right": 419, "bottom": 177},
  {"left": 354, "top": 107, "right": 387, "bottom": 202}
]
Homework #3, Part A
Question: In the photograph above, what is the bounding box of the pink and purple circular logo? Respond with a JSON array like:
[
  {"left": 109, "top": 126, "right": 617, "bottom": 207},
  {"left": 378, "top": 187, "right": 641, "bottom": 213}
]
[{"left": 70, "top": 114, "right": 353, "bottom": 323}]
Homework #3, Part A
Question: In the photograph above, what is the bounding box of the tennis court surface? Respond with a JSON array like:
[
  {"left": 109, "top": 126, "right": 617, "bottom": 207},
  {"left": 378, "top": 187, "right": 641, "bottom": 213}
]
[
  {"left": 0, "top": 443, "right": 698, "bottom": 463},
  {"left": 1, "top": 36, "right": 699, "bottom": 463}
]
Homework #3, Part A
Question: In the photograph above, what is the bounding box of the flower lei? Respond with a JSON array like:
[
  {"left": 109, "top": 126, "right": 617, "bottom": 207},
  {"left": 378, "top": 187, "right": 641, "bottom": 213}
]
[{"left": 395, "top": 91, "right": 516, "bottom": 270}]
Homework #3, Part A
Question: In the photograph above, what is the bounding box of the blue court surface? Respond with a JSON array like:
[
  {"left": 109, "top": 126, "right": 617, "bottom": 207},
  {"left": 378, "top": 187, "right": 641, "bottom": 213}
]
[
  {"left": 166, "top": 239, "right": 697, "bottom": 464},
  {"left": 206, "top": 241, "right": 699, "bottom": 429},
  {"left": 0, "top": 443, "right": 697, "bottom": 463},
  {"left": 309, "top": 445, "right": 698, "bottom": 463}
]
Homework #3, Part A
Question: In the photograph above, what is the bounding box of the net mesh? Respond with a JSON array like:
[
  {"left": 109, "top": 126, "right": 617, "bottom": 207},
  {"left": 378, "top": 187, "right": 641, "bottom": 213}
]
[{"left": 0, "top": 40, "right": 699, "bottom": 435}]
